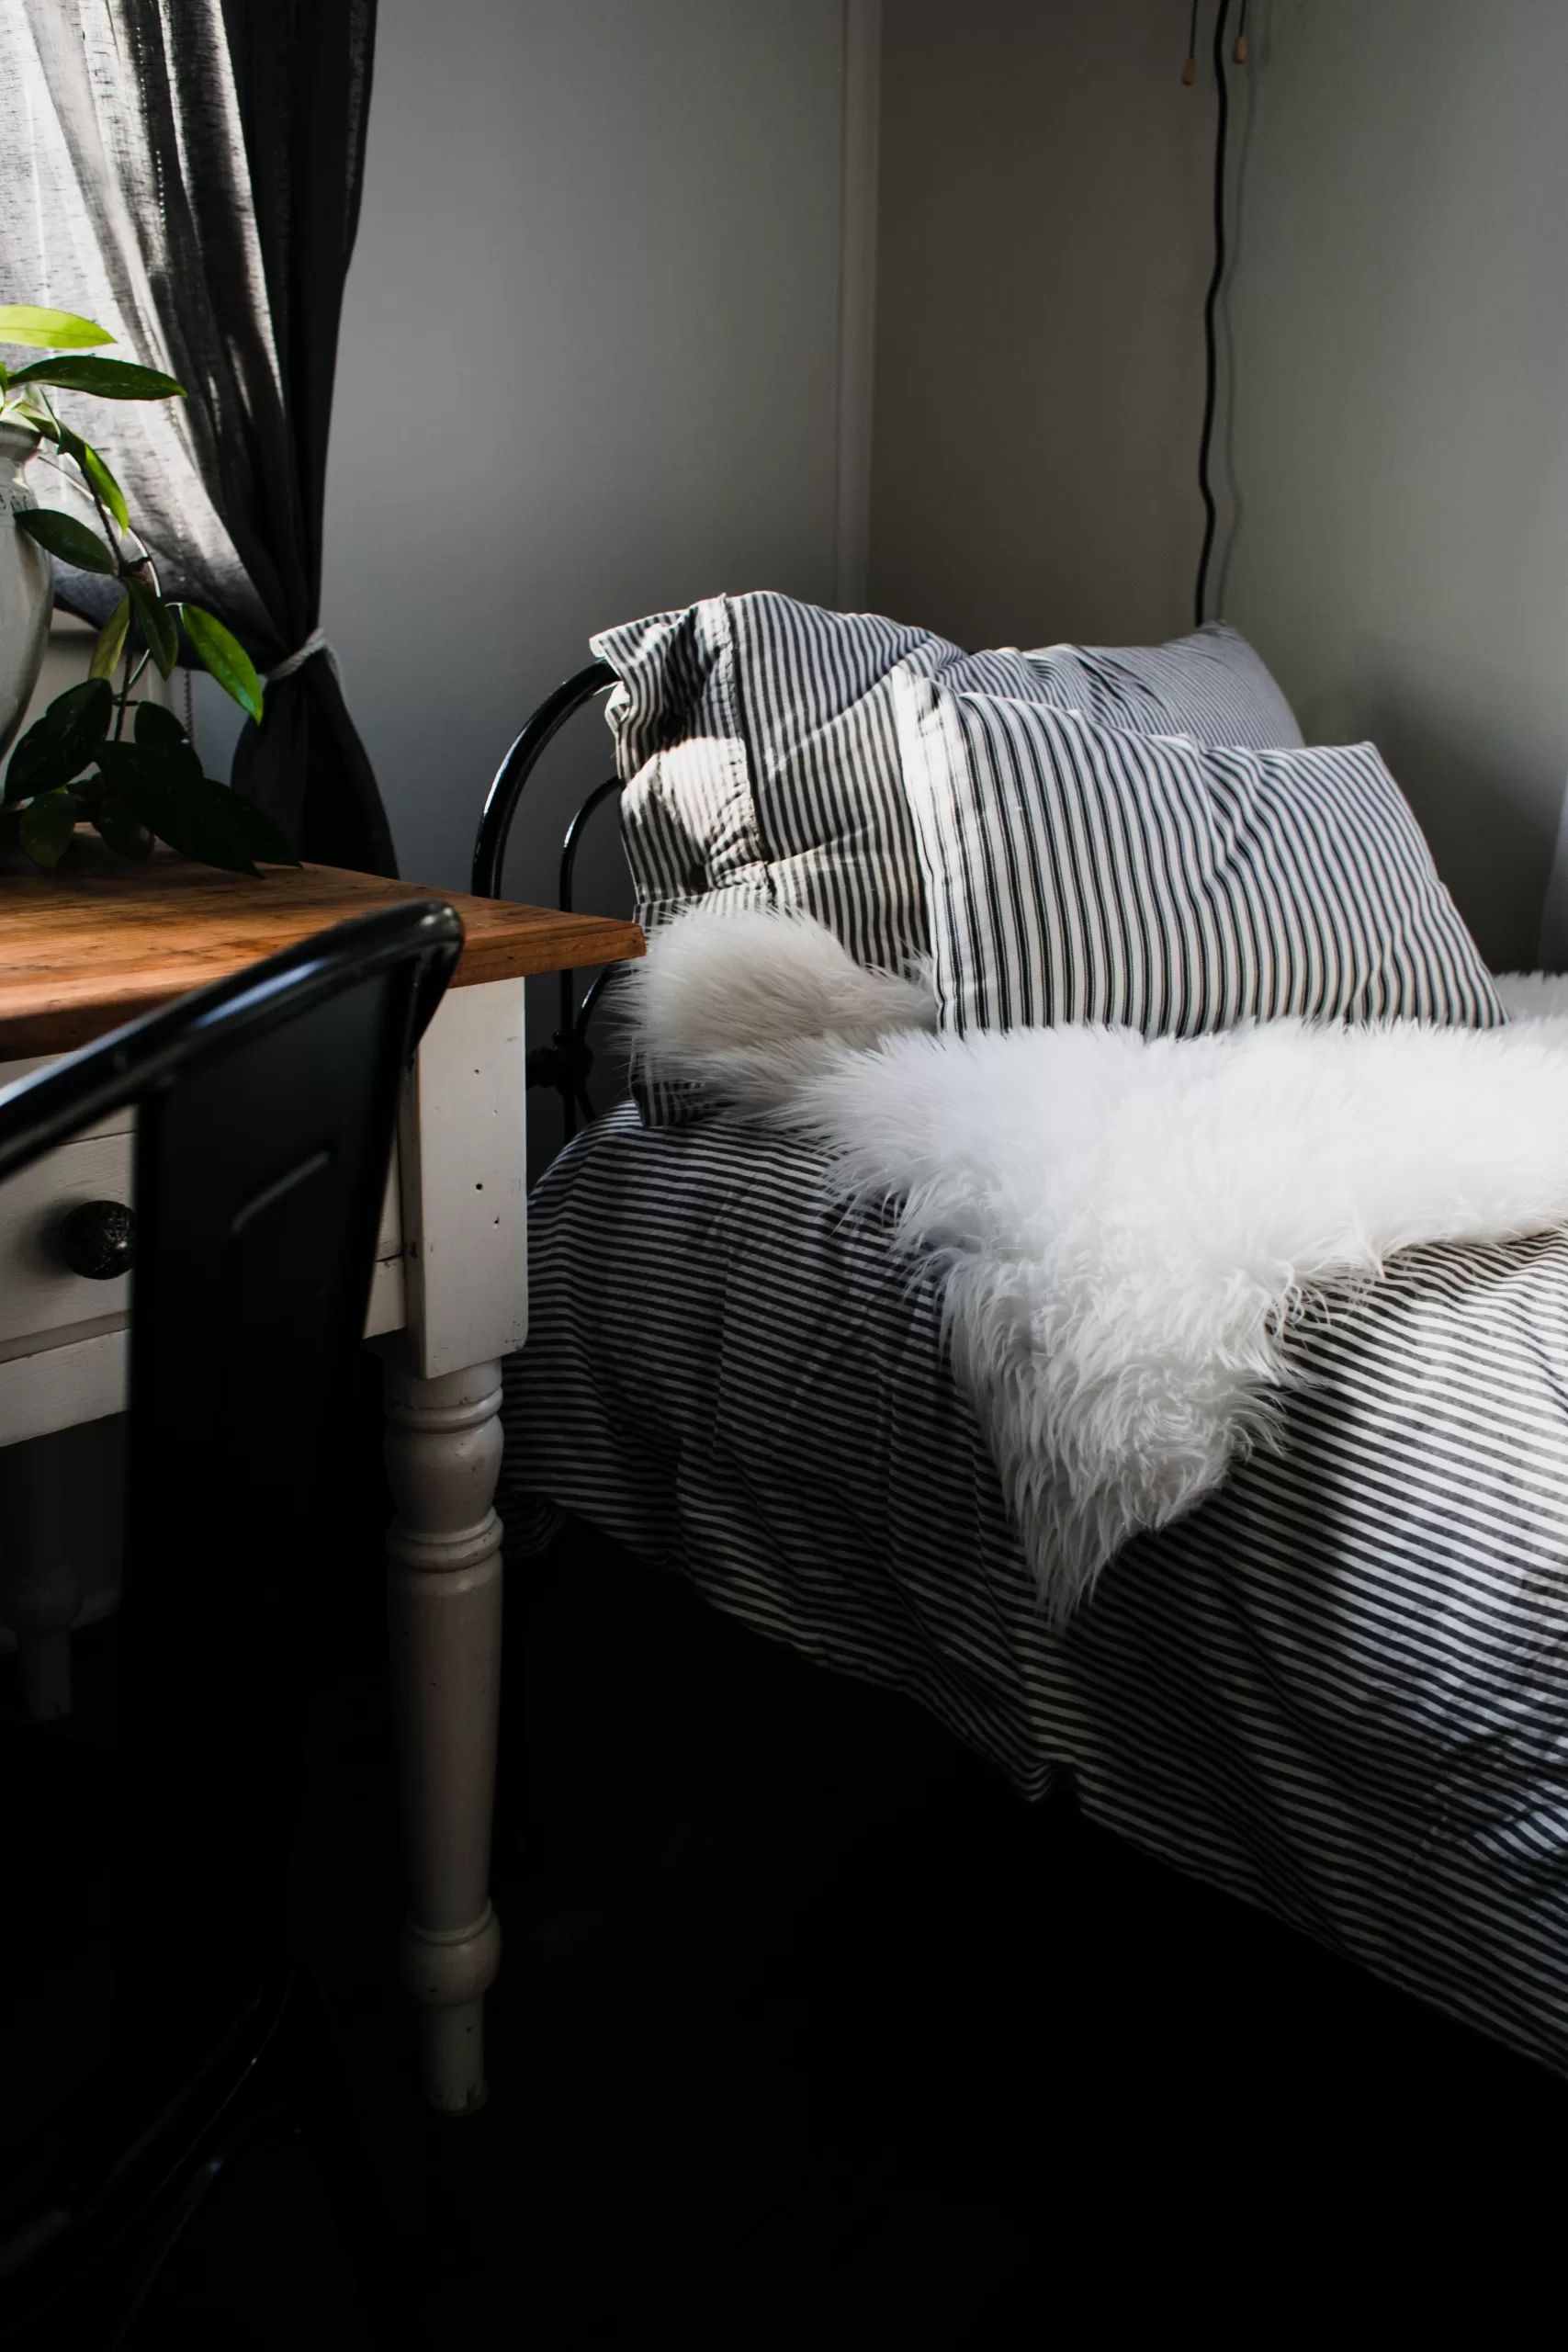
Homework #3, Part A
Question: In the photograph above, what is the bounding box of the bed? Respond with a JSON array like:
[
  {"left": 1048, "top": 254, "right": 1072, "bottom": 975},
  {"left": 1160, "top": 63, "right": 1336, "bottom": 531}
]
[{"left": 480, "top": 598, "right": 1568, "bottom": 2086}]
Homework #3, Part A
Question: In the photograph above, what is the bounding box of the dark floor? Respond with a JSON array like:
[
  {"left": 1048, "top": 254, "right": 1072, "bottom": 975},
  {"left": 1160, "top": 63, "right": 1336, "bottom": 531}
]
[{"left": 6, "top": 1501, "right": 1568, "bottom": 2348}]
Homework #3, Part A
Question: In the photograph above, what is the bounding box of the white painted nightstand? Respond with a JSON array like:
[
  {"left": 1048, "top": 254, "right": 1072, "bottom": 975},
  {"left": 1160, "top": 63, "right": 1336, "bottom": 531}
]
[{"left": 0, "top": 847, "right": 642, "bottom": 2115}]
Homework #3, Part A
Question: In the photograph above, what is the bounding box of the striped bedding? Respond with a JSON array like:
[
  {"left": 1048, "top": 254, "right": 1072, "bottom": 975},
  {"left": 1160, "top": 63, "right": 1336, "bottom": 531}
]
[
  {"left": 502, "top": 1102, "right": 1568, "bottom": 2081},
  {"left": 894, "top": 682, "right": 1505, "bottom": 1037},
  {"left": 593, "top": 594, "right": 1303, "bottom": 1046}
]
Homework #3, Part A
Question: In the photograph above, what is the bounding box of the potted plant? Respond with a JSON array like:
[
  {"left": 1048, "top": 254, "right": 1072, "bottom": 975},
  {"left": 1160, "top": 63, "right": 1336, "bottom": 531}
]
[
  {"left": 0, "top": 304, "right": 296, "bottom": 876},
  {"left": 0, "top": 402, "right": 51, "bottom": 764}
]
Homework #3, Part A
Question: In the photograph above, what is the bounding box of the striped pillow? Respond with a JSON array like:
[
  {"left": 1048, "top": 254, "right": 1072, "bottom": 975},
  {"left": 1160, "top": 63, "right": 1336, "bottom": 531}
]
[
  {"left": 592, "top": 594, "right": 1309, "bottom": 1119},
  {"left": 1018, "top": 621, "right": 1303, "bottom": 752},
  {"left": 895, "top": 669, "right": 1504, "bottom": 1036},
  {"left": 595, "top": 594, "right": 953, "bottom": 972},
  {"left": 593, "top": 597, "right": 1305, "bottom": 970}
]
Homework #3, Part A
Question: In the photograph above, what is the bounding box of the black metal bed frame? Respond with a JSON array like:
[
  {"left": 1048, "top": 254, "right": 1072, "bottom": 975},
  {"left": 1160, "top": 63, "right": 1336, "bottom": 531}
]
[{"left": 469, "top": 658, "right": 624, "bottom": 1143}]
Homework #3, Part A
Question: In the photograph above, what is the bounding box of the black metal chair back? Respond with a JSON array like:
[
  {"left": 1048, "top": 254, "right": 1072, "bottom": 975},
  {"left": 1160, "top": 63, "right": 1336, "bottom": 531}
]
[
  {"left": 0, "top": 899, "right": 462, "bottom": 2346},
  {"left": 471, "top": 659, "right": 623, "bottom": 1140}
]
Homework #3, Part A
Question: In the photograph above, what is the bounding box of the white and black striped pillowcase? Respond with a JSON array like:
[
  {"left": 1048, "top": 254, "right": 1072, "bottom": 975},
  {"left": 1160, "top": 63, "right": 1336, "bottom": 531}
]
[
  {"left": 593, "top": 594, "right": 943, "bottom": 975},
  {"left": 593, "top": 598, "right": 1307, "bottom": 977},
  {"left": 593, "top": 595, "right": 1313, "bottom": 1120},
  {"left": 1020, "top": 621, "right": 1303, "bottom": 752},
  {"left": 895, "top": 670, "right": 1505, "bottom": 1035}
]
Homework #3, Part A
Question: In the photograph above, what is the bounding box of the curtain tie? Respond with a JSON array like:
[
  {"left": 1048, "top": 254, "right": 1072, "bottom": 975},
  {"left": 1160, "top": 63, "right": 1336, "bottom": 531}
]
[{"left": 267, "top": 627, "right": 342, "bottom": 685}]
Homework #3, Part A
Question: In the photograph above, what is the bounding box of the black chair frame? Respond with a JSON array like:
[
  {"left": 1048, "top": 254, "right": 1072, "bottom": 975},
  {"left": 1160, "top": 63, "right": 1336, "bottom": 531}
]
[
  {"left": 0, "top": 900, "right": 461, "bottom": 2350},
  {"left": 470, "top": 658, "right": 623, "bottom": 1142}
]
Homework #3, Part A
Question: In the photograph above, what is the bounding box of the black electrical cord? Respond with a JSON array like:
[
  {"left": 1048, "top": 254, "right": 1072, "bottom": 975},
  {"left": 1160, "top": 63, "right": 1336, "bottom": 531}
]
[{"left": 1193, "top": 0, "right": 1234, "bottom": 629}]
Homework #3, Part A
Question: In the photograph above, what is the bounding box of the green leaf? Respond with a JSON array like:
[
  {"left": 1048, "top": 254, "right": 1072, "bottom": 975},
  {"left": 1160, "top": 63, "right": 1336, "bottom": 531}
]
[
  {"left": 0, "top": 307, "right": 113, "bottom": 351},
  {"left": 228, "top": 793, "right": 301, "bottom": 869},
  {"left": 88, "top": 594, "right": 132, "bottom": 682},
  {"left": 67, "top": 768, "right": 102, "bottom": 822},
  {"left": 131, "top": 703, "right": 206, "bottom": 796},
  {"left": 178, "top": 605, "right": 265, "bottom": 724},
  {"left": 15, "top": 504, "right": 117, "bottom": 574},
  {"left": 133, "top": 698, "right": 197, "bottom": 763},
  {"left": 6, "top": 355, "right": 184, "bottom": 401},
  {"left": 6, "top": 393, "right": 52, "bottom": 435},
  {"left": 50, "top": 675, "right": 115, "bottom": 757},
  {"left": 82, "top": 444, "right": 129, "bottom": 532},
  {"left": 54, "top": 425, "right": 130, "bottom": 534},
  {"left": 4, "top": 678, "right": 114, "bottom": 802},
  {"left": 107, "top": 760, "right": 259, "bottom": 876},
  {"left": 94, "top": 794, "right": 153, "bottom": 860},
  {"left": 18, "top": 789, "right": 82, "bottom": 868},
  {"left": 88, "top": 740, "right": 141, "bottom": 788},
  {"left": 126, "top": 578, "right": 178, "bottom": 678},
  {"left": 96, "top": 741, "right": 299, "bottom": 875}
]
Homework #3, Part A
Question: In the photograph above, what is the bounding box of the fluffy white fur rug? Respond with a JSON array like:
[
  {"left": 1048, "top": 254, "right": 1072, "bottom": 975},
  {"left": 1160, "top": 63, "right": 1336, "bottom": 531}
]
[{"left": 626, "top": 912, "right": 1568, "bottom": 1619}]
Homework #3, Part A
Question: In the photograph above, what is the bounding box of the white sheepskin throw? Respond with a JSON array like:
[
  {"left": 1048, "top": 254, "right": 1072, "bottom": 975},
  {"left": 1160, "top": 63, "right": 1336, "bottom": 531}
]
[{"left": 623, "top": 912, "right": 1568, "bottom": 1620}]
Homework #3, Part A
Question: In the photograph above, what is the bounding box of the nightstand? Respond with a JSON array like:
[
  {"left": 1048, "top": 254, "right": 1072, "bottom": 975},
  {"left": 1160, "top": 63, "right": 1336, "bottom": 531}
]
[{"left": 0, "top": 846, "right": 643, "bottom": 2113}]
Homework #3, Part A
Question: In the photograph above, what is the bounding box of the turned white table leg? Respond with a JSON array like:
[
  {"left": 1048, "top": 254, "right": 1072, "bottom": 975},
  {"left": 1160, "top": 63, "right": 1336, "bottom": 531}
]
[
  {"left": 384, "top": 1355, "right": 505, "bottom": 2116},
  {"left": 0, "top": 1430, "right": 81, "bottom": 1720},
  {"left": 388, "top": 974, "right": 526, "bottom": 2111}
]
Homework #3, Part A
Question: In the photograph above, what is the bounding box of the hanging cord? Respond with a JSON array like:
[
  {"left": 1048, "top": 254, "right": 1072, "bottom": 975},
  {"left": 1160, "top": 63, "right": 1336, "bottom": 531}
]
[
  {"left": 1182, "top": 0, "right": 1199, "bottom": 84},
  {"left": 1192, "top": 0, "right": 1235, "bottom": 628},
  {"left": 1234, "top": 0, "right": 1250, "bottom": 64}
]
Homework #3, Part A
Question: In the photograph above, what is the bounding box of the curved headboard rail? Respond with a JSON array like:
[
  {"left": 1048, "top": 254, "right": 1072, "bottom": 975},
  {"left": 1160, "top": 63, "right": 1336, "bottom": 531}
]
[
  {"left": 469, "top": 658, "right": 626, "bottom": 1143},
  {"left": 470, "top": 658, "right": 620, "bottom": 901}
]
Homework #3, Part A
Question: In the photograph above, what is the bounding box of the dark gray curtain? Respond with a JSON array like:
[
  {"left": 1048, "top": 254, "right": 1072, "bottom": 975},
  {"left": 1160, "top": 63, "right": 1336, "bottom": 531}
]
[{"left": 0, "top": 0, "right": 394, "bottom": 874}]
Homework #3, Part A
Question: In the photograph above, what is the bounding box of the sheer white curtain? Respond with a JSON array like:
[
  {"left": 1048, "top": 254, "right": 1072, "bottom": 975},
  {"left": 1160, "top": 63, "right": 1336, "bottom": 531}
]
[
  {"left": 0, "top": 5, "right": 272, "bottom": 637},
  {"left": 0, "top": 0, "right": 393, "bottom": 871}
]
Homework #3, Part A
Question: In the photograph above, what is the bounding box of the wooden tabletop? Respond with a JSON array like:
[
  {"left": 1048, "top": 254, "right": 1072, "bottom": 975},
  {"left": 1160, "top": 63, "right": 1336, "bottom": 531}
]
[{"left": 0, "top": 843, "right": 644, "bottom": 1058}]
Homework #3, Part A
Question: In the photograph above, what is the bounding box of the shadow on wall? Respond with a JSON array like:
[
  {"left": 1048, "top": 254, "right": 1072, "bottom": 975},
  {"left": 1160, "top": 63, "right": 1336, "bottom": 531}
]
[{"left": 1330, "top": 639, "right": 1563, "bottom": 975}]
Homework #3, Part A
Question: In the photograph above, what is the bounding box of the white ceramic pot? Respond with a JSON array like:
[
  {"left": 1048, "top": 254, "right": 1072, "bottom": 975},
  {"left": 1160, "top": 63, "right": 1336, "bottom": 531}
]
[{"left": 1, "top": 423, "right": 54, "bottom": 763}]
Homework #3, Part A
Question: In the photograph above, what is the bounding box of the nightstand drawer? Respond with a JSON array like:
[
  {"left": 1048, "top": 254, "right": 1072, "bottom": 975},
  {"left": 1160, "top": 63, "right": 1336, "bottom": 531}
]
[
  {"left": 0, "top": 1130, "right": 135, "bottom": 1349},
  {"left": 0, "top": 1119, "right": 405, "bottom": 1361}
]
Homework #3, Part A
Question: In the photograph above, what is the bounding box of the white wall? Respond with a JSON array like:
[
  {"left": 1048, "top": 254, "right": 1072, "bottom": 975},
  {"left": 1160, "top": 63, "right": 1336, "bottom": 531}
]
[
  {"left": 321, "top": 0, "right": 874, "bottom": 1165},
  {"left": 871, "top": 0, "right": 1568, "bottom": 971},
  {"left": 1223, "top": 0, "right": 1568, "bottom": 969},
  {"left": 870, "top": 0, "right": 1213, "bottom": 654},
  {"left": 324, "top": 0, "right": 854, "bottom": 901}
]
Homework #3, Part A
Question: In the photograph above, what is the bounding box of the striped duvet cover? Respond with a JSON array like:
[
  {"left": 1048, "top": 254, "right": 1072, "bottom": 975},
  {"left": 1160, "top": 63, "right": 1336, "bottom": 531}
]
[{"left": 501, "top": 1101, "right": 1568, "bottom": 2080}]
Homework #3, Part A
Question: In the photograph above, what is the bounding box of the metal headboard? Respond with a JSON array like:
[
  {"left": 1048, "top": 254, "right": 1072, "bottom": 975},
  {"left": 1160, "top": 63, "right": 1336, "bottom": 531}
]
[{"left": 470, "top": 659, "right": 624, "bottom": 1143}]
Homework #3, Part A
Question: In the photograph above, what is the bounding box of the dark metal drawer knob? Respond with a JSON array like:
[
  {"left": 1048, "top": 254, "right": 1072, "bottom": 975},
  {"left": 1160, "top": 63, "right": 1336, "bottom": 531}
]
[{"left": 56, "top": 1199, "right": 137, "bottom": 1281}]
